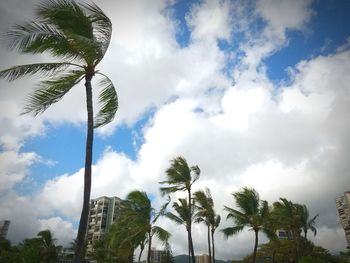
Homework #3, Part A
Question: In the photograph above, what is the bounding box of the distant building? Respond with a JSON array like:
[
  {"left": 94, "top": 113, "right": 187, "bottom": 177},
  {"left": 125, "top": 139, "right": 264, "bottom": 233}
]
[
  {"left": 0, "top": 220, "right": 10, "bottom": 239},
  {"left": 151, "top": 249, "right": 167, "bottom": 263},
  {"left": 336, "top": 191, "right": 350, "bottom": 248},
  {"left": 196, "top": 254, "right": 210, "bottom": 263},
  {"left": 86, "top": 196, "right": 122, "bottom": 252}
]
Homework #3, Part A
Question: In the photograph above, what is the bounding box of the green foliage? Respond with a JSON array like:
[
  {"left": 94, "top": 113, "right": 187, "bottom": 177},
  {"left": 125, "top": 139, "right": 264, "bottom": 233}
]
[{"left": 107, "top": 190, "right": 170, "bottom": 263}]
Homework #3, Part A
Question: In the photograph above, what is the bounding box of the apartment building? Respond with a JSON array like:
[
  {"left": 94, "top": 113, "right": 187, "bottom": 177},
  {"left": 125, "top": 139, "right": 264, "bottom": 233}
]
[
  {"left": 0, "top": 220, "right": 10, "bottom": 239},
  {"left": 336, "top": 191, "right": 350, "bottom": 248},
  {"left": 86, "top": 196, "right": 122, "bottom": 252}
]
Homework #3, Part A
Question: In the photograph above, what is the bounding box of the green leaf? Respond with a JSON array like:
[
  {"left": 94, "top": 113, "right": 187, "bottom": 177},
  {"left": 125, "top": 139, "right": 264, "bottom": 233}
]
[
  {"left": 22, "top": 69, "right": 85, "bottom": 116},
  {"left": 0, "top": 62, "right": 78, "bottom": 81},
  {"left": 94, "top": 75, "right": 118, "bottom": 128}
]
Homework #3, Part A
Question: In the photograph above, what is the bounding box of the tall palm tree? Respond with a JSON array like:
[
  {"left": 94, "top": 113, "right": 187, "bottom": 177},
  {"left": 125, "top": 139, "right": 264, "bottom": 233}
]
[
  {"left": 193, "top": 188, "right": 220, "bottom": 263},
  {"left": 110, "top": 190, "right": 170, "bottom": 263},
  {"left": 0, "top": 1, "right": 117, "bottom": 262},
  {"left": 159, "top": 156, "right": 200, "bottom": 263},
  {"left": 165, "top": 198, "right": 196, "bottom": 263},
  {"left": 222, "top": 187, "right": 272, "bottom": 263}
]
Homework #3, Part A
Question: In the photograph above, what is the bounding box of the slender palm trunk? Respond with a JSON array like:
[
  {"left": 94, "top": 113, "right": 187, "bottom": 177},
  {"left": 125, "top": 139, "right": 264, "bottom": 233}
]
[
  {"left": 138, "top": 243, "right": 145, "bottom": 263},
  {"left": 252, "top": 230, "right": 259, "bottom": 263},
  {"left": 187, "top": 189, "right": 195, "bottom": 263},
  {"left": 207, "top": 225, "right": 211, "bottom": 263},
  {"left": 211, "top": 230, "right": 215, "bottom": 263},
  {"left": 147, "top": 232, "right": 152, "bottom": 263},
  {"left": 304, "top": 230, "right": 307, "bottom": 240},
  {"left": 74, "top": 73, "right": 94, "bottom": 263}
]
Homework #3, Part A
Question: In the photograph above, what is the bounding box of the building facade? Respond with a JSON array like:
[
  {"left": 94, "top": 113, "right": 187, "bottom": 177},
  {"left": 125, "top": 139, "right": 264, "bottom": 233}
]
[
  {"left": 195, "top": 254, "right": 210, "bottom": 263},
  {"left": 150, "top": 249, "right": 167, "bottom": 263},
  {"left": 86, "top": 196, "right": 122, "bottom": 252},
  {"left": 336, "top": 191, "right": 350, "bottom": 248},
  {"left": 0, "top": 220, "right": 10, "bottom": 239}
]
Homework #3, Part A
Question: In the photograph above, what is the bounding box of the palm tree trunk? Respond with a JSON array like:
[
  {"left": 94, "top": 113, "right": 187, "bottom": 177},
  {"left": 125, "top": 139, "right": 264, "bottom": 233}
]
[
  {"left": 74, "top": 73, "right": 94, "bottom": 263},
  {"left": 211, "top": 230, "right": 216, "bottom": 263},
  {"left": 252, "top": 230, "right": 259, "bottom": 263},
  {"left": 138, "top": 243, "right": 145, "bottom": 263},
  {"left": 188, "top": 189, "right": 195, "bottom": 263},
  {"left": 147, "top": 232, "right": 152, "bottom": 263},
  {"left": 207, "top": 225, "right": 211, "bottom": 263},
  {"left": 188, "top": 229, "right": 196, "bottom": 263}
]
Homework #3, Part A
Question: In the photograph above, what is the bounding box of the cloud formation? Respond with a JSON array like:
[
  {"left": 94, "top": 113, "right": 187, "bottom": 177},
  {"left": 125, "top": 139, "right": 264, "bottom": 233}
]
[{"left": 0, "top": 0, "right": 349, "bottom": 259}]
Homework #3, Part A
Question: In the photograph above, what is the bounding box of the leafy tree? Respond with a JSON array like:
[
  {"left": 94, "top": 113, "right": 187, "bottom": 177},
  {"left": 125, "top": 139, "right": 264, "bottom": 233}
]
[
  {"left": 193, "top": 188, "right": 220, "bottom": 263},
  {"left": 160, "top": 156, "right": 200, "bottom": 263},
  {"left": 222, "top": 187, "right": 272, "bottom": 263},
  {"left": 0, "top": 1, "right": 117, "bottom": 261}
]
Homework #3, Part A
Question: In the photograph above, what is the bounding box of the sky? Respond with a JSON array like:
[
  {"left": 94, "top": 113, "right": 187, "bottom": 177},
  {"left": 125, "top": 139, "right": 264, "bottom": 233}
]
[{"left": 0, "top": 0, "right": 350, "bottom": 260}]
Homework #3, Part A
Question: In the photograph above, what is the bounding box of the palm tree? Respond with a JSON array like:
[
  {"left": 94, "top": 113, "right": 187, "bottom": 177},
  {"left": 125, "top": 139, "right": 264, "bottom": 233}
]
[
  {"left": 0, "top": 1, "right": 117, "bottom": 262},
  {"left": 193, "top": 188, "right": 220, "bottom": 263},
  {"left": 222, "top": 187, "right": 272, "bottom": 263},
  {"left": 110, "top": 190, "right": 170, "bottom": 263},
  {"left": 165, "top": 198, "right": 196, "bottom": 263},
  {"left": 37, "top": 230, "right": 61, "bottom": 263},
  {"left": 299, "top": 204, "right": 318, "bottom": 240},
  {"left": 159, "top": 156, "right": 200, "bottom": 263}
]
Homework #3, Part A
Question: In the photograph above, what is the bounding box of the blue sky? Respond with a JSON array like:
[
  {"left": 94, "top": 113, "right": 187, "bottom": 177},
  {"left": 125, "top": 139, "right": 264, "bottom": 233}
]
[{"left": 1, "top": 0, "right": 350, "bottom": 260}]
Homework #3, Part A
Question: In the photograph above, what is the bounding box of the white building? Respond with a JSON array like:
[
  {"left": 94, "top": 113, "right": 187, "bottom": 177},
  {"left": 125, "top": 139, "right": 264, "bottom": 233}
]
[
  {"left": 336, "top": 191, "right": 350, "bottom": 248},
  {"left": 86, "top": 196, "right": 122, "bottom": 252}
]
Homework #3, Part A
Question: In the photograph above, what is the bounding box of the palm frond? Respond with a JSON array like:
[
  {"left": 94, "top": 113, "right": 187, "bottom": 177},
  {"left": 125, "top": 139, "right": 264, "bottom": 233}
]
[
  {"left": 83, "top": 2, "right": 112, "bottom": 59},
  {"left": 94, "top": 74, "right": 118, "bottom": 128},
  {"left": 221, "top": 225, "right": 244, "bottom": 238},
  {"left": 22, "top": 69, "right": 85, "bottom": 116},
  {"left": 152, "top": 226, "right": 171, "bottom": 243},
  {"left": 165, "top": 212, "right": 184, "bottom": 225},
  {"left": 37, "top": 0, "right": 93, "bottom": 39},
  {"left": 0, "top": 62, "right": 79, "bottom": 81},
  {"left": 4, "top": 21, "right": 82, "bottom": 60}
]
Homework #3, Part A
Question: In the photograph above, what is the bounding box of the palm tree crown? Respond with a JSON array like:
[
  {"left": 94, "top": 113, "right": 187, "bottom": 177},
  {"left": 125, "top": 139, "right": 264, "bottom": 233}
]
[{"left": 0, "top": 1, "right": 117, "bottom": 262}]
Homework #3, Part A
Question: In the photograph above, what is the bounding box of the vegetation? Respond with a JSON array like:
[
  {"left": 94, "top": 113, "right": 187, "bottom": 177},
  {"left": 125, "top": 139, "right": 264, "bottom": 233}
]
[
  {"left": 0, "top": 230, "right": 61, "bottom": 263},
  {"left": 0, "top": 1, "right": 117, "bottom": 262},
  {"left": 193, "top": 188, "right": 221, "bottom": 263},
  {"left": 159, "top": 156, "right": 200, "bottom": 263},
  {"left": 222, "top": 187, "right": 274, "bottom": 263}
]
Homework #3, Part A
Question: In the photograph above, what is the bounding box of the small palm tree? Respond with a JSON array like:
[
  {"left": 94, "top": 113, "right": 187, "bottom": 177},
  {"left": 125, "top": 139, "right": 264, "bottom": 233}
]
[
  {"left": 299, "top": 204, "right": 318, "bottom": 240},
  {"left": 111, "top": 190, "right": 170, "bottom": 263},
  {"left": 159, "top": 156, "right": 200, "bottom": 263},
  {"left": 222, "top": 187, "right": 272, "bottom": 263},
  {"left": 165, "top": 198, "right": 195, "bottom": 263},
  {"left": 193, "top": 188, "right": 220, "bottom": 263},
  {"left": 0, "top": 1, "right": 117, "bottom": 262}
]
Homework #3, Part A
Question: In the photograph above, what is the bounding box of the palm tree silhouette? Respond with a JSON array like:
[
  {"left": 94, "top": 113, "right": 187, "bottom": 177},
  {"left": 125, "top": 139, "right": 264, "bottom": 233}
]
[
  {"left": 160, "top": 156, "right": 200, "bottom": 263},
  {"left": 222, "top": 187, "right": 272, "bottom": 263}
]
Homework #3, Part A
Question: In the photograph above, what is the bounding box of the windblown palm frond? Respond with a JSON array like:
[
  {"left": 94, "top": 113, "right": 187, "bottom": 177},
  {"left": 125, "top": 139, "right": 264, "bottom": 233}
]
[
  {"left": 94, "top": 75, "right": 118, "bottom": 128},
  {"left": 22, "top": 69, "right": 85, "bottom": 116},
  {"left": 0, "top": 62, "right": 78, "bottom": 81}
]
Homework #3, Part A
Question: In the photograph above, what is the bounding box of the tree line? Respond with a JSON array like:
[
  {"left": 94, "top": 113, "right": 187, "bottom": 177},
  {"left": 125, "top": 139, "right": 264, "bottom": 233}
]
[{"left": 1, "top": 156, "right": 349, "bottom": 263}]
